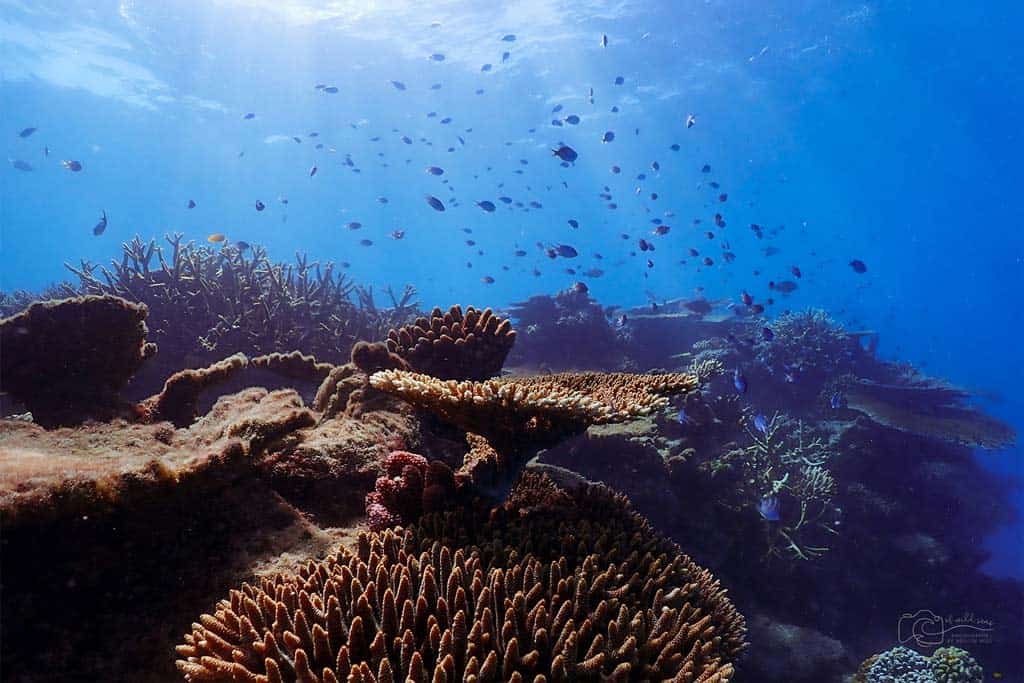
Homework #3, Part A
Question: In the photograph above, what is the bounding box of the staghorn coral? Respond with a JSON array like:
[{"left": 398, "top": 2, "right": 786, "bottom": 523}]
[
  {"left": 0, "top": 295, "right": 157, "bottom": 427},
  {"left": 177, "top": 475, "right": 743, "bottom": 683},
  {"left": 385, "top": 305, "right": 515, "bottom": 380},
  {"left": 137, "top": 353, "right": 250, "bottom": 427},
  {"left": 370, "top": 369, "right": 700, "bottom": 451},
  {"left": 57, "top": 235, "right": 418, "bottom": 396},
  {"left": 707, "top": 413, "right": 841, "bottom": 562}
]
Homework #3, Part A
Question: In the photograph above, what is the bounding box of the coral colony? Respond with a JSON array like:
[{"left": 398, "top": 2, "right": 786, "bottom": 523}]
[{"left": 0, "top": 244, "right": 1018, "bottom": 682}]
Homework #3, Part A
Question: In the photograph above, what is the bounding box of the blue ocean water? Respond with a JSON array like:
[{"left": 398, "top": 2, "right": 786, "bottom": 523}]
[{"left": 1, "top": 0, "right": 1020, "bottom": 584}]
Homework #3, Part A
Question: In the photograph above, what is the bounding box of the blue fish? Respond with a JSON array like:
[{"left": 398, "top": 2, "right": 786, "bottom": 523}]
[
  {"left": 733, "top": 369, "right": 748, "bottom": 394},
  {"left": 476, "top": 200, "right": 496, "bottom": 212},
  {"left": 552, "top": 145, "right": 577, "bottom": 163},
  {"left": 753, "top": 413, "right": 768, "bottom": 434},
  {"left": 425, "top": 195, "right": 446, "bottom": 212},
  {"left": 757, "top": 495, "right": 780, "bottom": 521},
  {"left": 830, "top": 393, "right": 844, "bottom": 409}
]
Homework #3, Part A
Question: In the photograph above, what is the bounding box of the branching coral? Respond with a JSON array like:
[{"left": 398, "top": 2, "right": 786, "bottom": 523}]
[
  {"left": 60, "top": 235, "right": 418, "bottom": 375},
  {"left": 0, "top": 295, "right": 157, "bottom": 426},
  {"left": 708, "top": 413, "right": 841, "bottom": 562},
  {"left": 384, "top": 305, "right": 516, "bottom": 380},
  {"left": 177, "top": 475, "right": 744, "bottom": 683}
]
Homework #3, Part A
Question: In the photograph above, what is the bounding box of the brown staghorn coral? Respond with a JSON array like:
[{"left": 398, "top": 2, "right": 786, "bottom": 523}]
[
  {"left": 137, "top": 353, "right": 250, "bottom": 427},
  {"left": 0, "top": 295, "right": 157, "bottom": 427},
  {"left": 177, "top": 510, "right": 741, "bottom": 683},
  {"left": 385, "top": 304, "right": 516, "bottom": 380},
  {"left": 369, "top": 369, "right": 700, "bottom": 450}
]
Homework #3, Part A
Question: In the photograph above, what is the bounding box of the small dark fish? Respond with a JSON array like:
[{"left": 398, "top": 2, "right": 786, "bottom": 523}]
[
  {"left": 235, "top": 241, "right": 250, "bottom": 251},
  {"left": 703, "top": 257, "right": 714, "bottom": 266},
  {"left": 481, "top": 276, "right": 495, "bottom": 284},
  {"left": 465, "top": 240, "right": 477, "bottom": 246},
  {"left": 255, "top": 200, "right": 265, "bottom": 211},
  {"left": 733, "top": 369, "right": 748, "bottom": 394},
  {"left": 601, "top": 131, "right": 615, "bottom": 143},
  {"left": 790, "top": 265, "right": 801, "bottom": 278},
  {"left": 614, "top": 75, "right": 624, "bottom": 85},
  {"left": 761, "top": 327, "right": 775, "bottom": 341},
  {"left": 529, "top": 201, "right": 542, "bottom": 209},
  {"left": 514, "top": 249, "right": 527, "bottom": 257},
  {"left": 243, "top": 113, "right": 255, "bottom": 120},
  {"left": 688, "top": 248, "right": 699, "bottom": 257},
  {"left": 499, "top": 196, "right": 513, "bottom": 204},
  {"left": 555, "top": 244, "right": 578, "bottom": 258},
  {"left": 323, "top": 86, "right": 339, "bottom": 94},
  {"left": 390, "top": 230, "right": 405, "bottom": 240},
  {"left": 718, "top": 193, "right": 728, "bottom": 202},
  {"left": 551, "top": 119, "right": 564, "bottom": 127},
  {"left": 850, "top": 259, "right": 868, "bottom": 273},
  {"left": 346, "top": 222, "right": 362, "bottom": 230},
  {"left": 481, "top": 63, "right": 492, "bottom": 72},
  {"left": 638, "top": 238, "right": 651, "bottom": 252},
  {"left": 757, "top": 495, "right": 780, "bottom": 522},
  {"left": 611, "top": 165, "right": 621, "bottom": 174},
  {"left": 425, "top": 195, "right": 446, "bottom": 211},
  {"left": 611, "top": 105, "right": 619, "bottom": 113},
  {"left": 187, "top": 199, "right": 196, "bottom": 209},
  {"left": 309, "top": 165, "right": 317, "bottom": 176},
  {"left": 753, "top": 413, "right": 768, "bottom": 434},
  {"left": 669, "top": 143, "right": 680, "bottom": 151},
  {"left": 502, "top": 34, "right": 516, "bottom": 42},
  {"left": 601, "top": 33, "right": 608, "bottom": 47},
  {"left": 714, "top": 214, "right": 726, "bottom": 228},
  {"left": 652, "top": 161, "right": 660, "bottom": 172},
  {"left": 426, "top": 166, "right": 444, "bottom": 175},
  {"left": 476, "top": 200, "right": 496, "bottom": 212},
  {"left": 741, "top": 290, "right": 753, "bottom": 306},
  {"left": 10, "top": 159, "right": 32, "bottom": 171},
  {"left": 502, "top": 51, "right": 511, "bottom": 62},
  {"left": 62, "top": 160, "right": 82, "bottom": 172},
  {"left": 430, "top": 83, "right": 442, "bottom": 90},
  {"left": 440, "top": 117, "right": 452, "bottom": 124},
  {"left": 377, "top": 196, "right": 388, "bottom": 204},
  {"left": 646, "top": 259, "right": 654, "bottom": 268},
  {"left": 552, "top": 104, "right": 564, "bottom": 113},
  {"left": 771, "top": 280, "right": 798, "bottom": 293},
  {"left": 18, "top": 127, "right": 37, "bottom": 138},
  {"left": 401, "top": 136, "right": 412, "bottom": 144},
  {"left": 359, "top": 239, "right": 373, "bottom": 246},
  {"left": 568, "top": 219, "right": 579, "bottom": 229},
  {"left": 552, "top": 145, "right": 578, "bottom": 163},
  {"left": 565, "top": 114, "right": 580, "bottom": 125},
  {"left": 583, "top": 268, "right": 604, "bottom": 277},
  {"left": 702, "top": 164, "right": 711, "bottom": 173},
  {"left": 429, "top": 53, "right": 445, "bottom": 61},
  {"left": 653, "top": 225, "right": 670, "bottom": 236},
  {"left": 92, "top": 210, "right": 107, "bottom": 236},
  {"left": 292, "top": 137, "right": 302, "bottom": 144},
  {"left": 391, "top": 80, "right": 407, "bottom": 90}
]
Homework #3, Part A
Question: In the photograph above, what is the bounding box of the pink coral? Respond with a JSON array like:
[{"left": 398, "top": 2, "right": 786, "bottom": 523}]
[{"left": 365, "top": 450, "right": 449, "bottom": 530}]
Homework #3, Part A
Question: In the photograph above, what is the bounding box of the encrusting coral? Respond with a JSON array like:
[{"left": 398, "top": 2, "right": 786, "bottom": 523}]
[
  {"left": 384, "top": 305, "right": 516, "bottom": 380},
  {"left": 853, "top": 644, "right": 984, "bottom": 683},
  {"left": 176, "top": 474, "right": 744, "bottom": 683},
  {"left": 0, "top": 294, "right": 157, "bottom": 427},
  {"left": 137, "top": 353, "right": 251, "bottom": 427}
]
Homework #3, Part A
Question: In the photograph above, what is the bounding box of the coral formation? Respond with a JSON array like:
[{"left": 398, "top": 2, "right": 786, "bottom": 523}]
[
  {"left": 60, "top": 235, "right": 418, "bottom": 396},
  {"left": 364, "top": 450, "right": 456, "bottom": 531},
  {"left": 370, "top": 369, "right": 700, "bottom": 450},
  {"left": 137, "top": 353, "right": 251, "bottom": 427},
  {"left": 252, "top": 351, "right": 335, "bottom": 384},
  {"left": 177, "top": 475, "right": 744, "bottom": 683},
  {"left": 854, "top": 645, "right": 984, "bottom": 683},
  {"left": 506, "top": 286, "right": 625, "bottom": 371},
  {"left": 842, "top": 379, "right": 1016, "bottom": 449},
  {"left": 0, "top": 295, "right": 157, "bottom": 426},
  {"left": 384, "top": 304, "right": 516, "bottom": 380}
]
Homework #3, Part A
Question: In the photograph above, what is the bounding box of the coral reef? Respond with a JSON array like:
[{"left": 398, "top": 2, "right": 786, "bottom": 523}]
[
  {"left": 59, "top": 235, "right": 418, "bottom": 396},
  {"left": 930, "top": 647, "right": 984, "bottom": 683},
  {"left": 364, "top": 450, "right": 457, "bottom": 531},
  {"left": 252, "top": 351, "right": 335, "bottom": 384},
  {"left": 0, "top": 295, "right": 157, "bottom": 426},
  {"left": 177, "top": 475, "right": 744, "bottom": 683},
  {"left": 385, "top": 304, "right": 516, "bottom": 380},
  {"left": 506, "top": 286, "right": 625, "bottom": 371}
]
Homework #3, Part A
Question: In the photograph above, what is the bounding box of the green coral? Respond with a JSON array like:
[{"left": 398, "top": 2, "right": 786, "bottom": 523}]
[{"left": 930, "top": 647, "right": 983, "bottom": 683}]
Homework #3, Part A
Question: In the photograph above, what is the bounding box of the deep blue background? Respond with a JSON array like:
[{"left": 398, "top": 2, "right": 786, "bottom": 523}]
[{"left": 2, "top": 0, "right": 1021, "bottom": 575}]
